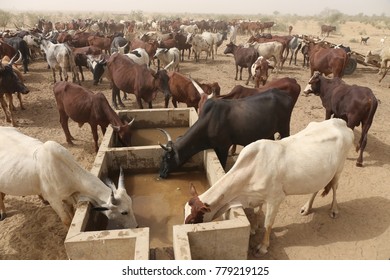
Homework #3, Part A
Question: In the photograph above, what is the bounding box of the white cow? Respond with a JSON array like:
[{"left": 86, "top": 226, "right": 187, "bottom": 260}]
[
  {"left": 153, "top": 47, "right": 180, "bottom": 71},
  {"left": 40, "top": 39, "right": 80, "bottom": 84},
  {"left": 124, "top": 48, "right": 150, "bottom": 67},
  {"left": 0, "top": 127, "right": 138, "bottom": 228},
  {"left": 364, "top": 47, "right": 390, "bottom": 74},
  {"left": 184, "top": 118, "right": 354, "bottom": 256},
  {"left": 251, "top": 41, "right": 284, "bottom": 73},
  {"left": 186, "top": 33, "right": 213, "bottom": 62}
]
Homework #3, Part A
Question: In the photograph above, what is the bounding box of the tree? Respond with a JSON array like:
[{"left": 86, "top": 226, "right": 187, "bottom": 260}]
[{"left": 0, "top": 10, "right": 12, "bottom": 30}]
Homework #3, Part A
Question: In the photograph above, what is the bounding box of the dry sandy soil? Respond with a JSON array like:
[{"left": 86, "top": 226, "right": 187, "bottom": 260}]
[{"left": 0, "top": 19, "right": 389, "bottom": 260}]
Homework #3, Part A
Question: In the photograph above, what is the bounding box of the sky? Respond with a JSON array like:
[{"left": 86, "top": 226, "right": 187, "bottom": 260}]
[{"left": 2, "top": 0, "right": 390, "bottom": 16}]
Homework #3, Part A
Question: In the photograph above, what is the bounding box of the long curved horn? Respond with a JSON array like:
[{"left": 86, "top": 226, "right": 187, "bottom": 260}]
[
  {"left": 189, "top": 77, "right": 205, "bottom": 94},
  {"left": 157, "top": 128, "right": 173, "bottom": 151},
  {"left": 127, "top": 117, "right": 135, "bottom": 127},
  {"left": 118, "top": 166, "right": 125, "bottom": 190},
  {"left": 9, "top": 50, "right": 22, "bottom": 66}
]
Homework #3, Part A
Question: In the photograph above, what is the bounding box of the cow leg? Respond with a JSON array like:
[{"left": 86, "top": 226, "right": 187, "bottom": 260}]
[
  {"left": 44, "top": 197, "right": 73, "bottom": 227},
  {"left": 7, "top": 94, "right": 16, "bottom": 111},
  {"left": 328, "top": 180, "right": 340, "bottom": 218},
  {"left": 78, "top": 65, "right": 84, "bottom": 82},
  {"left": 90, "top": 124, "right": 100, "bottom": 152},
  {"left": 300, "top": 191, "right": 318, "bottom": 215},
  {"left": 245, "top": 67, "right": 252, "bottom": 85},
  {"left": 111, "top": 86, "right": 120, "bottom": 109},
  {"left": 234, "top": 64, "right": 239, "bottom": 80},
  {"left": 239, "top": 66, "right": 244, "bottom": 80},
  {"left": 136, "top": 96, "right": 144, "bottom": 109},
  {"left": 17, "top": 93, "right": 26, "bottom": 110},
  {"left": 59, "top": 111, "right": 75, "bottom": 144},
  {"left": 0, "top": 192, "right": 6, "bottom": 220},
  {"left": 255, "top": 195, "right": 285, "bottom": 256},
  {"left": 0, "top": 95, "right": 11, "bottom": 123},
  {"left": 5, "top": 94, "right": 16, "bottom": 126},
  {"left": 214, "top": 146, "right": 229, "bottom": 168},
  {"left": 52, "top": 69, "right": 57, "bottom": 83}
]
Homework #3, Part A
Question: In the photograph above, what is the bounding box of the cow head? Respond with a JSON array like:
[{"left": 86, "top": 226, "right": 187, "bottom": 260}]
[
  {"left": 0, "top": 52, "right": 29, "bottom": 95},
  {"left": 303, "top": 71, "right": 322, "bottom": 95},
  {"left": 253, "top": 56, "right": 273, "bottom": 87},
  {"left": 184, "top": 183, "right": 210, "bottom": 224},
  {"left": 87, "top": 55, "right": 107, "bottom": 85},
  {"left": 96, "top": 166, "right": 138, "bottom": 229},
  {"left": 111, "top": 117, "right": 135, "bottom": 147},
  {"left": 223, "top": 42, "right": 236, "bottom": 55},
  {"left": 158, "top": 128, "right": 179, "bottom": 179}
]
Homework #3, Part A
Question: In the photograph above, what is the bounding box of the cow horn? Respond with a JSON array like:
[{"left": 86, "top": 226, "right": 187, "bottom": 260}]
[
  {"left": 127, "top": 117, "right": 135, "bottom": 127},
  {"left": 189, "top": 77, "right": 205, "bottom": 94},
  {"left": 118, "top": 166, "right": 126, "bottom": 190},
  {"left": 157, "top": 128, "right": 173, "bottom": 151},
  {"left": 8, "top": 50, "right": 22, "bottom": 66},
  {"left": 110, "top": 190, "right": 118, "bottom": 205}
]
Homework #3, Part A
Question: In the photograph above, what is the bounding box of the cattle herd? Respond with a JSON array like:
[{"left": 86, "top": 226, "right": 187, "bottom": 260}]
[{"left": 0, "top": 15, "right": 389, "bottom": 259}]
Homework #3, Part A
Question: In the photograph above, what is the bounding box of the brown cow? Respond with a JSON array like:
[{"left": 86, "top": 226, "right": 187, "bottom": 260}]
[
  {"left": 321, "top": 25, "right": 336, "bottom": 37},
  {"left": 165, "top": 72, "right": 219, "bottom": 110},
  {"left": 307, "top": 42, "right": 348, "bottom": 78},
  {"left": 88, "top": 35, "right": 111, "bottom": 54},
  {"left": 251, "top": 56, "right": 274, "bottom": 88},
  {"left": 304, "top": 72, "right": 378, "bottom": 167},
  {"left": 53, "top": 81, "right": 134, "bottom": 152},
  {"left": 223, "top": 42, "right": 259, "bottom": 85},
  {"left": 107, "top": 53, "right": 170, "bottom": 109}
]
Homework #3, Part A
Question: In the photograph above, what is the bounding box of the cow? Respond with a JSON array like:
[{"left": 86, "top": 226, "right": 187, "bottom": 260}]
[
  {"left": 0, "top": 52, "right": 29, "bottom": 127},
  {"left": 4, "top": 37, "right": 30, "bottom": 74},
  {"left": 250, "top": 41, "right": 284, "bottom": 73},
  {"left": 71, "top": 46, "right": 102, "bottom": 82},
  {"left": 110, "top": 36, "right": 129, "bottom": 54},
  {"left": 364, "top": 47, "right": 390, "bottom": 74},
  {"left": 53, "top": 81, "right": 134, "bottom": 152},
  {"left": 304, "top": 71, "right": 378, "bottom": 167},
  {"left": 163, "top": 72, "right": 202, "bottom": 109},
  {"left": 223, "top": 42, "right": 259, "bottom": 85},
  {"left": 158, "top": 88, "right": 296, "bottom": 178},
  {"left": 184, "top": 118, "right": 354, "bottom": 256},
  {"left": 40, "top": 39, "right": 80, "bottom": 84},
  {"left": 307, "top": 42, "right": 348, "bottom": 78},
  {"left": 86, "top": 54, "right": 109, "bottom": 85},
  {"left": 251, "top": 56, "right": 273, "bottom": 88},
  {"left": 1, "top": 53, "right": 26, "bottom": 111},
  {"left": 0, "top": 127, "right": 138, "bottom": 228},
  {"left": 88, "top": 35, "right": 111, "bottom": 54},
  {"left": 321, "top": 25, "right": 336, "bottom": 37},
  {"left": 186, "top": 33, "right": 213, "bottom": 62},
  {"left": 106, "top": 52, "right": 170, "bottom": 109},
  {"left": 174, "top": 32, "right": 192, "bottom": 62},
  {"left": 153, "top": 47, "right": 180, "bottom": 71},
  {"left": 288, "top": 36, "right": 303, "bottom": 66}
]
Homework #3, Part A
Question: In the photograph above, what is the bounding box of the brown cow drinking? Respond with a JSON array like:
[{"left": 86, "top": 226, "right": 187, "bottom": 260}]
[{"left": 53, "top": 81, "right": 134, "bottom": 152}]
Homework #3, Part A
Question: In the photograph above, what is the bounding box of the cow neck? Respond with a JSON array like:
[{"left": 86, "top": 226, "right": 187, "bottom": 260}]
[{"left": 105, "top": 104, "right": 123, "bottom": 127}]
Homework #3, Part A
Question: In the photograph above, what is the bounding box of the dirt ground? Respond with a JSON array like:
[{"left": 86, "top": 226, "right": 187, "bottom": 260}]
[{"left": 0, "top": 19, "right": 389, "bottom": 260}]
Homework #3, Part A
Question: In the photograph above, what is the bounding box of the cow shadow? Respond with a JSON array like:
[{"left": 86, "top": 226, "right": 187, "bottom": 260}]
[
  {"left": 350, "top": 129, "right": 390, "bottom": 167},
  {"left": 0, "top": 196, "right": 67, "bottom": 260},
  {"left": 249, "top": 196, "right": 390, "bottom": 260}
]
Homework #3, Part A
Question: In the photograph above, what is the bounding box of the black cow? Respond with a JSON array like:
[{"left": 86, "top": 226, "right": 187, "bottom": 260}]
[
  {"left": 158, "top": 88, "right": 295, "bottom": 178},
  {"left": 0, "top": 52, "right": 30, "bottom": 126},
  {"left": 4, "top": 37, "right": 30, "bottom": 73}
]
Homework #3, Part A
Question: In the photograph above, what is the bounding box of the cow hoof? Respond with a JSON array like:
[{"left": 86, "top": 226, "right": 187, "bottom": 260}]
[
  {"left": 356, "top": 162, "right": 363, "bottom": 167},
  {"left": 253, "top": 245, "right": 268, "bottom": 257},
  {"left": 0, "top": 213, "right": 6, "bottom": 221},
  {"left": 300, "top": 206, "right": 310, "bottom": 216},
  {"left": 329, "top": 211, "right": 338, "bottom": 219}
]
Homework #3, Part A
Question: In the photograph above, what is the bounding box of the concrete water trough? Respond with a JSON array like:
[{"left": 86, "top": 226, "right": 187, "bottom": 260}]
[{"left": 64, "top": 108, "right": 250, "bottom": 260}]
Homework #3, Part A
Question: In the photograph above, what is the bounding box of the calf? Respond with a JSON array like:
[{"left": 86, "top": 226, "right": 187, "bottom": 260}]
[
  {"left": 223, "top": 42, "right": 259, "bottom": 85},
  {"left": 251, "top": 56, "right": 273, "bottom": 87},
  {"left": 53, "top": 81, "right": 134, "bottom": 152},
  {"left": 304, "top": 72, "right": 378, "bottom": 167},
  {"left": 364, "top": 47, "right": 390, "bottom": 74},
  {"left": 0, "top": 127, "right": 137, "bottom": 228},
  {"left": 250, "top": 41, "right": 284, "bottom": 73},
  {"left": 184, "top": 118, "right": 354, "bottom": 256}
]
